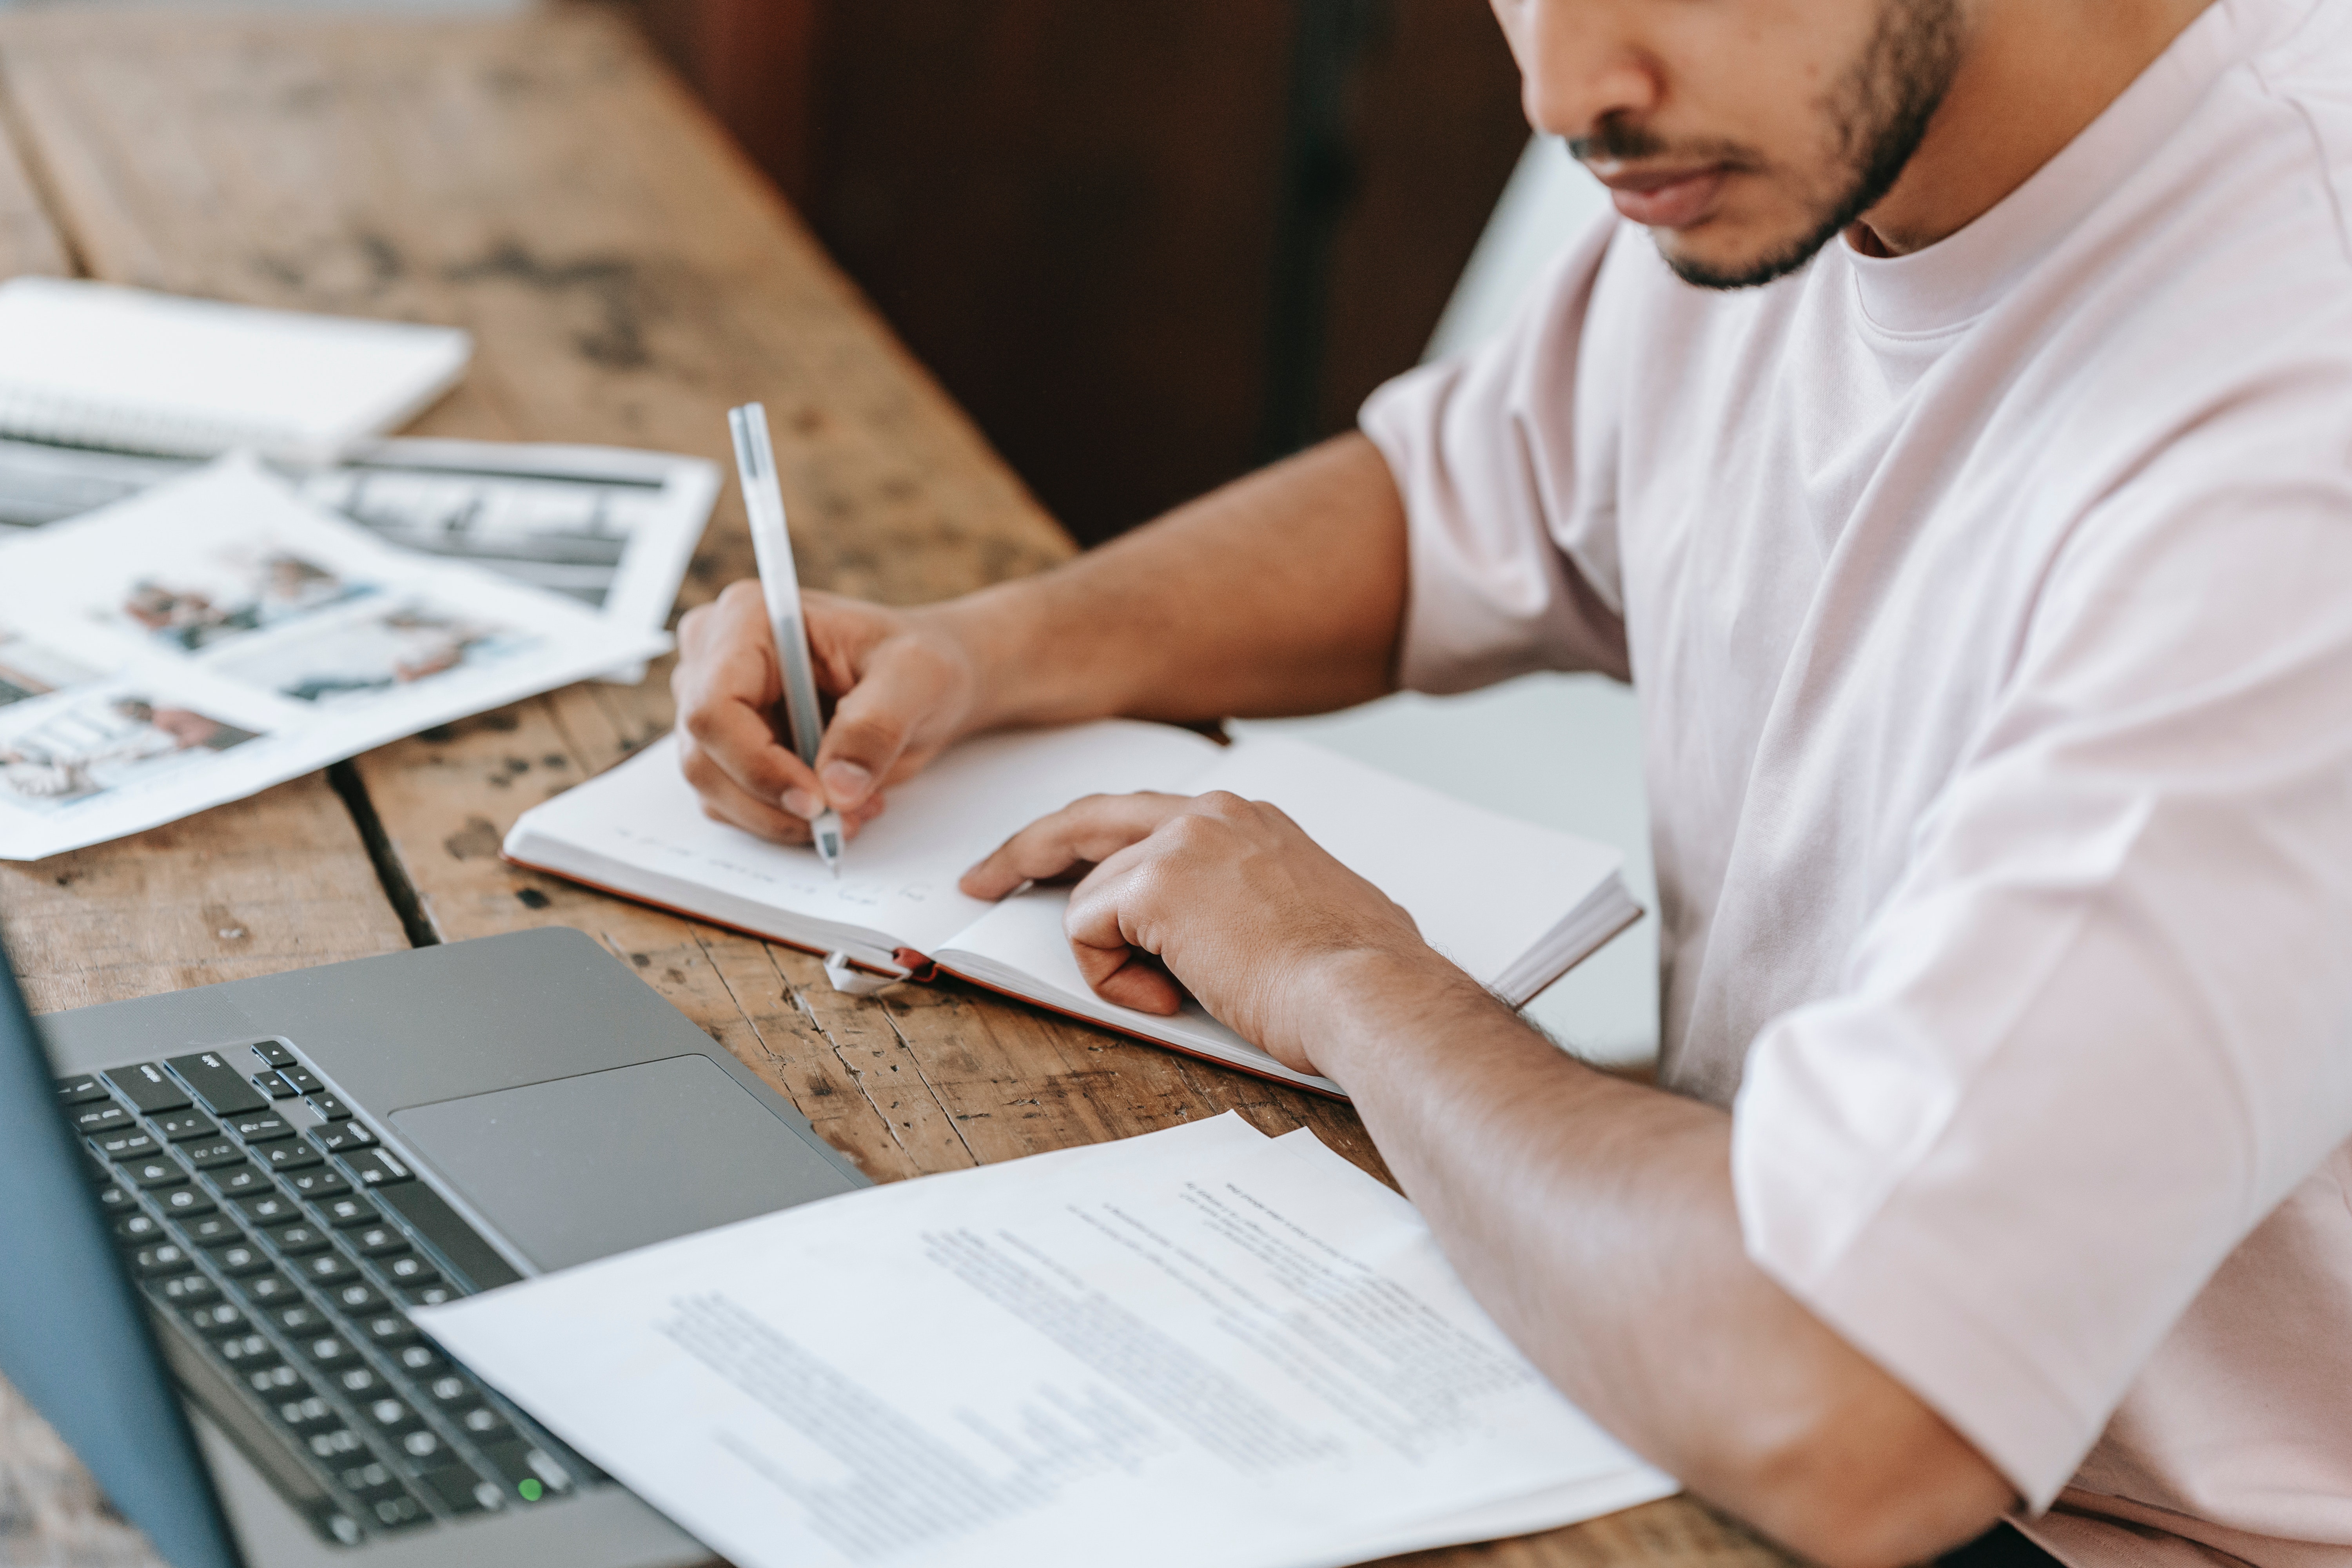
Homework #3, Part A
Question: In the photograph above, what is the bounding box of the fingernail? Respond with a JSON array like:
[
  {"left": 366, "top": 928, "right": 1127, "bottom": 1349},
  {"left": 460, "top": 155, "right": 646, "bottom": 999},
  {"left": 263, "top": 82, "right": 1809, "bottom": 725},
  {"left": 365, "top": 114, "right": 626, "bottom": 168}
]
[
  {"left": 781, "top": 788, "right": 820, "bottom": 819},
  {"left": 820, "top": 760, "right": 872, "bottom": 806}
]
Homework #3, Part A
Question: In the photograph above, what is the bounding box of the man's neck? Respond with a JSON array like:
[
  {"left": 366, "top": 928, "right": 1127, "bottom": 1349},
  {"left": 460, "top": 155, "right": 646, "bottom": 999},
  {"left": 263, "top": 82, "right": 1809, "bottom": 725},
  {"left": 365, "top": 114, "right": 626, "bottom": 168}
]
[{"left": 1849, "top": 0, "right": 2218, "bottom": 257}]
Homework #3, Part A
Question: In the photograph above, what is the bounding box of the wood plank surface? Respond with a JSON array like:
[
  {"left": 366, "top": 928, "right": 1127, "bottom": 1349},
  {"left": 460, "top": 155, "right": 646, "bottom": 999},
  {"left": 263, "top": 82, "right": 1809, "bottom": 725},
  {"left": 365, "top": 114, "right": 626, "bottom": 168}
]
[{"left": 0, "top": 13, "right": 1792, "bottom": 1568}]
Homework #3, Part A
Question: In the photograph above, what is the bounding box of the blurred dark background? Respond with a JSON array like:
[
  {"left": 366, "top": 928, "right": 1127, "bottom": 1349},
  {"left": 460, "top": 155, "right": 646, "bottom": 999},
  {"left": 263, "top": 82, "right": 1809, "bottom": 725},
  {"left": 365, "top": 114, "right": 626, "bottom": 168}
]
[{"left": 619, "top": 0, "right": 1529, "bottom": 545}]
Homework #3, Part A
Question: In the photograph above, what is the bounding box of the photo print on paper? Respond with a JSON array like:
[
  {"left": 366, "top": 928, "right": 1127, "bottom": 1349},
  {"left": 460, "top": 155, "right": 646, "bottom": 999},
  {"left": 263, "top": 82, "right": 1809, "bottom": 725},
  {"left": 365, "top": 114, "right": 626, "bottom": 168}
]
[
  {"left": 212, "top": 599, "right": 540, "bottom": 705},
  {"left": 105, "top": 540, "right": 377, "bottom": 653},
  {"left": 0, "top": 687, "right": 261, "bottom": 811},
  {"left": 0, "top": 629, "right": 102, "bottom": 709}
]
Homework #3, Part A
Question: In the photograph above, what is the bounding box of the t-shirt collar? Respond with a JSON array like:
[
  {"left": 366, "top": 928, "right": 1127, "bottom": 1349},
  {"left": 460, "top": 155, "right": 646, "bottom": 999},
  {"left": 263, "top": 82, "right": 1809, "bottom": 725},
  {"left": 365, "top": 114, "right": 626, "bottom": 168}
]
[{"left": 1841, "top": 0, "right": 2274, "bottom": 336}]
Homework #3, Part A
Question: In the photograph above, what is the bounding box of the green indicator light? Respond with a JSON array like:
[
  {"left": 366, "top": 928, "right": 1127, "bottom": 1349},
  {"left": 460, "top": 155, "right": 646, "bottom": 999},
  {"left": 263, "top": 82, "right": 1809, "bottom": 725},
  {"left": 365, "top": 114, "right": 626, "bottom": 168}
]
[{"left": 518, "top": 1479, "right": 544, "bottom": 1503}]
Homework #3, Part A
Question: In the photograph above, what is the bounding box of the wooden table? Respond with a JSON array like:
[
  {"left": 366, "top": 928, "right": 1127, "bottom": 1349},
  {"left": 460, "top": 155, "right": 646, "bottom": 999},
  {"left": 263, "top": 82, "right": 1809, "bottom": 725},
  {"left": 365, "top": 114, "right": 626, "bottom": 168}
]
[{"left": 0, "top": 13, "right": 1786, "bottom": 1568}]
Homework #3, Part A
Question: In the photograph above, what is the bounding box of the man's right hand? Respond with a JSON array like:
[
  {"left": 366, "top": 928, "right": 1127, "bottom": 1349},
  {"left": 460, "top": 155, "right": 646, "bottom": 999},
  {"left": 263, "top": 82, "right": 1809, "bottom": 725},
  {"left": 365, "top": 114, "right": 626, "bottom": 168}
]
[{"left": 671, "top": 582, "right": 982, "bottom": 845}]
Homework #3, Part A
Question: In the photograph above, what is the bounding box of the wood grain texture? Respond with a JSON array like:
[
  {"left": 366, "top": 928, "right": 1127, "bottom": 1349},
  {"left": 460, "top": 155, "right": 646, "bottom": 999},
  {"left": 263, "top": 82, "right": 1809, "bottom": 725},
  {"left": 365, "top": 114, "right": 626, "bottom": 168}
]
[
  {"left": 0, "top": 105, "right": 67, "bottom": 279},
  {"left": 0, "top": 13, "right": 1795, "bottom": 1568}
]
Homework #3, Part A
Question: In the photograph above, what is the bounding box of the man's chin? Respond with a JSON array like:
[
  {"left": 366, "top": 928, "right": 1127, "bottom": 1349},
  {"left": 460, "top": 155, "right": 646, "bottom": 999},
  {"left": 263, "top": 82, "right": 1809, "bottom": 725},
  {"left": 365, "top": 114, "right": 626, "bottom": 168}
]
[{"left": 1651, "top": 214, "right": 1848, "bottom": 292}]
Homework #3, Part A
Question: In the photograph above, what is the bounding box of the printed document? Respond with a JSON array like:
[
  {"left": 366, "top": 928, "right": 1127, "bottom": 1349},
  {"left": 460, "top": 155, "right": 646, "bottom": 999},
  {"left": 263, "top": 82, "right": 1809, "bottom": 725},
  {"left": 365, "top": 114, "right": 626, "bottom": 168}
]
[
  {"left": 418, "top": 1114, "right": 1675, "bottom": 1568},
  {"left": 0, "top": 455, "right": 668, "bottom": 859},
  {"left": 0, "top": 433, "right": 717, "bottom": 683}
]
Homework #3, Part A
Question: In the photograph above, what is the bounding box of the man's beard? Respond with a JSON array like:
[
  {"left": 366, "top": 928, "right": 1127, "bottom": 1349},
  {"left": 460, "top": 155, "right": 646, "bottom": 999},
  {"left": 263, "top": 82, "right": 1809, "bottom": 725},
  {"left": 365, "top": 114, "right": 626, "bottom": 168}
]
[{"left": 1572, "top": 0, "right": 1967, "bottom": 291}]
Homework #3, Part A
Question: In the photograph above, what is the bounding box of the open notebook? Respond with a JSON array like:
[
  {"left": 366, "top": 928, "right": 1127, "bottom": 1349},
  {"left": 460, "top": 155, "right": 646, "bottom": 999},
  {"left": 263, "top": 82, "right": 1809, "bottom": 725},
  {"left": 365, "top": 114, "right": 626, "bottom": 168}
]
[
  {"left": 0, "top": 277, "right": 470, "bottom": 463},
  {"left": 504, "top": 722, "right": 1641, "bottom": 1095}
]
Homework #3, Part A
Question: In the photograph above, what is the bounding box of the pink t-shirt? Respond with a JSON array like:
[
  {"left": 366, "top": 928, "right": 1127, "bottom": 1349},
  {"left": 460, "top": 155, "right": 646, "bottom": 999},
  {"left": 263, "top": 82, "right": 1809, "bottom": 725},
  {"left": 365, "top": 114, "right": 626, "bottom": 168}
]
[{"left": 1359, "top": 3, "right": 2352, "bottom": 1563}]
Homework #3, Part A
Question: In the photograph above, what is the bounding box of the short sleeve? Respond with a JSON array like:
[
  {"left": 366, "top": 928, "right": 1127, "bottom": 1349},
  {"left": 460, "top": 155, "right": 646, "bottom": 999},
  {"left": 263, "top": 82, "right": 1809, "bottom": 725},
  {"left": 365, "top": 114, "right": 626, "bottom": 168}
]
[
  {"left": 1730, "top": 403, "right": 2352, "bottom": 1507},
  {"left": 1359, "top": 214, "right": 1634, "bottom": 693}
]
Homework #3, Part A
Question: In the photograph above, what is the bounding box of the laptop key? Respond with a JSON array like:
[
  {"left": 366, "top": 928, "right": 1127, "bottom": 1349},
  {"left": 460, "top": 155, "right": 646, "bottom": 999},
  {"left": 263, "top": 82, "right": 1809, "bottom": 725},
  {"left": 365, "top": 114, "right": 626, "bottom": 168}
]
[
  {"left": 147, "top": 1274, "right": 220, "bottom": 1307},
  {"left": 95, "top": 1180, "right": 135, "bottom": 1211},
  {"left": 234, "top": 1269, "right": 302, "bottom": 1307},
  {"left": 215, "top": 1333, "right": 278, "bottom": 1369},
  {"left": 364, "top": 1397, "right": 420, "bottom": 1432},
  {"left": 252, "top": 1071, "right": 298, "bottom": 1101},
  {"left": 360, "top": 1313, "right": 420, "bottom": 1347},
  {"left": 252, "top": 1041, "right": 297, "bottom": 1068},
  {"left": 249, "top": 1364, "right": 305, "bottom": 1396},
  {"left": 301, "top": 1334, "right": 358, "bottom": 1367},
  {"left": 163, "top": 1051, "right": 269, "bottom": 1116},
  {"left": 350, "top": 1225, "right": 407, "bottom": 1259},
  {"left": 155, "top": 1185, "right": 218, "bottom": 1220},
  {"left": 180, "top": 1138, "right": 245, "bottom": 1170},
  {"left": 185, "top": 1301, "right": 247, "bottom": 1337},
  {"left": 305, "top": 1091, "right": 355, "bottom": 1122},
  {"left": 272, "top": 1223, "right": 331, "bottom": 1256},
  {"left": 299, "top": 1253, "right": 363, "bottom": 1289},
  {"left": 209, "top": 1241, "right": 274, "bottom": 1277},
  {"left": 105, "top": 1063, "right": 191, "bottom": 1115},
  {"left": 318, "top": 1195, "right": 379, "bottom": 1228},
  {"left": 236, "top": 1192, "right": 305, "bottom": 1227},
  {"left": 341, "top": 1149, "right": 414, "bottom": 1188},
  {"left": 227, "top": 1111, "right": 293, "bottom": 1143},
  {"left": 274, "top": 1394, "right": 337, "bottom": 1431},
  {"left": 454, "top": 1405, "right": 513, "bottom": 1441},
  {"left": 123, "top": 1156, "right": 188, "bottom": 1190},
  {"left": 328, "top": 1281, "right": 387, "bottom": 1315},
  {"left": 71, "top": 1104, "right": 133, "bottom": 1137},
  {"left": 310, "top": 1122, "right": 377, "bottom": 1155},
  {"left": 261, "top": 1142, "right": 323, "bottom": 1173},
  {"left": 396, "top": 1429, "right": 447, "bottom": 1466},
  {"left": 269, "top": 1302, "right": 327, "bottom": 1336},
  {"left": 91, "top": 1129, "right": 159, "bottom": 1160},
  {"left": 336, "top": 1365, "right": 385, "bottom": 1397},
  {"left": 399, "top": 1283, "right": 456, "bottom": 1308},
  {"left": 114, "top": 1212, "right": 166, "bottom": 1246},
  {"left": 338, "top": 1459, "right": 403, "bottom": 1497},
  {"left": 370, "top": 1492, "right": 431, "bottom": 1531},
  {"left": 178, "top": 1215, "right": 243, "bottom": 1248},
  {"left": 131, "top": 1243, "right": 196, "bottom": 1277},
  {"left": 286, "top": 1168, "right": 351, "bottom": 1201},
  {"left": 152, "top": 1109, "right": 219, "bottom": 1143},
  {"left": 414, "top": 1463, "right": 501, "bottom": 1515},
  {"left": 304, "top": 1426, "right": 365, "bottom": 1460},
  {"left": 213, "top": 1163, "right": 272, "bottom": 1198},
  {"left": 392, "top": 1344, "right": 447, "bottom": 1379},
  {"left": 380, "top": 1256, "right": 438, "bottom": 1288},
  {"left": 55, "top": 1073, "right": 111, "bottom": 1104},
  {"left": 279, "top": 1065, "right": 324, "bottom": 1096},
  {"left": 478, "top": 1439, "right": 571, "bottom": 1501}
]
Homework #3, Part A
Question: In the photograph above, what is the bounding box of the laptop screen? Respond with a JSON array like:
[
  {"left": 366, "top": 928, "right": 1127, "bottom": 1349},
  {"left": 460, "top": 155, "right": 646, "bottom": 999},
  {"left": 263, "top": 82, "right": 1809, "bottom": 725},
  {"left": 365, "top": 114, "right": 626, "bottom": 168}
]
[{"left": 0, "top": 930, "right": 242, "bottom": 1568}]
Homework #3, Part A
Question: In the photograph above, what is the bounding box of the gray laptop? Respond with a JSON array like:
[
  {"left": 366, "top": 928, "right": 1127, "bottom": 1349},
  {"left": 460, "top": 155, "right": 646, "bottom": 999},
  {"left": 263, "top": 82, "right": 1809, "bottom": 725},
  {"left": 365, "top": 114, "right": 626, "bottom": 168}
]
[{"left": 0, "top": 922, "right": 870, "bottom": 1568}]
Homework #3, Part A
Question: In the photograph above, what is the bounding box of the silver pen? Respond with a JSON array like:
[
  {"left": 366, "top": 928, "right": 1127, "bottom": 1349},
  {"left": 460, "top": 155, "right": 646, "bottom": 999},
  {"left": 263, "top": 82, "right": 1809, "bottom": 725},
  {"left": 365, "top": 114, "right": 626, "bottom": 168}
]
[{"left": 727, "top": 401, "right": 844, "bottom": 877}]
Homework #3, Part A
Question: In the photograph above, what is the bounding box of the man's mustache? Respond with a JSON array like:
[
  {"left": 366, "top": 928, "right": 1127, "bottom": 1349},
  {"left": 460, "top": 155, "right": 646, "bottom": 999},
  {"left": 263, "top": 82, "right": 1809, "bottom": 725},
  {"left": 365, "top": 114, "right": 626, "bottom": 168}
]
[{"left": 1566, "top": 116, "right": 1671, "bottom": 165}]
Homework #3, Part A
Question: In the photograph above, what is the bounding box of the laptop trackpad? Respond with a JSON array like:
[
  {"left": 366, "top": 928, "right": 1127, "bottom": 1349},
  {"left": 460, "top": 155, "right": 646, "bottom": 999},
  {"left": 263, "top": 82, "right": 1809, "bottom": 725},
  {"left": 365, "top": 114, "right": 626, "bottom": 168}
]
[{"left": 389, "top": 1054, "right": 858, "bottom": 1273}]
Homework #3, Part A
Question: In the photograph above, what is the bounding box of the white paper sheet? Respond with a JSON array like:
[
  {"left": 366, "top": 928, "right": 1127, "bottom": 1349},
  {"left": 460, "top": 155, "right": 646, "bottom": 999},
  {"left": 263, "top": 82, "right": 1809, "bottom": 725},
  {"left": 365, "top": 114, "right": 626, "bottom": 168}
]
[
  {"left": 506, "top": 722, "right": 1226, "bottom": 962},
  {"left": 417, "top": 1114, "right": 1675, "bottom": 1568},
  {"left": 0, "top": 434, "right": 718, "bottom": 684},
  {"left": 0, "top": 455, "right": 670, "bottom": 859}
]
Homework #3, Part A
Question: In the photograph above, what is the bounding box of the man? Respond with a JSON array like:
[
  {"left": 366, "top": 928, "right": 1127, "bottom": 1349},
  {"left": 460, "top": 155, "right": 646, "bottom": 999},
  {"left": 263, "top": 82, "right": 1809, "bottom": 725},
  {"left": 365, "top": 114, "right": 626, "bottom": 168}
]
[{"left": 672, "top": 2, "right": 2352, "bottom": 1563}]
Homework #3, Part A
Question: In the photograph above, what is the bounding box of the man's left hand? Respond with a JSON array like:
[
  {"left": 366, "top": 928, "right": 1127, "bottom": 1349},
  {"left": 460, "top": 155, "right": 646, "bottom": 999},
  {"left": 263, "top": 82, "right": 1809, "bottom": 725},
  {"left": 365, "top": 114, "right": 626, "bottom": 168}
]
[{"left": 958, "top": 791, "right": 1448, "bottom": 1076}]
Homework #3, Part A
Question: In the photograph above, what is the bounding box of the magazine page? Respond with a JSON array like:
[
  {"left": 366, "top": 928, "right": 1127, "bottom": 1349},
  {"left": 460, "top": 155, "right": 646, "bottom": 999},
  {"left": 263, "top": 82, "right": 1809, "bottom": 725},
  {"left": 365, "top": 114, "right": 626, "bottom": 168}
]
[
  {"left": 0, "top": 455, "right": 669, "bottom": 860},
  {"left": 0, "top": 433, "right": 717, "bottom": 683}
]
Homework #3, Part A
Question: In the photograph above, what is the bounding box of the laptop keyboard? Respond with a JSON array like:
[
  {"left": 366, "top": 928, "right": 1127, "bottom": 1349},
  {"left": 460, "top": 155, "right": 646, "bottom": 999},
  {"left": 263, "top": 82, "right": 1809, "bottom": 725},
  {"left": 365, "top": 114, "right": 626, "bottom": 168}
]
[{"left": 58, "top": 1038, "right": 591, "bottom": 1546}]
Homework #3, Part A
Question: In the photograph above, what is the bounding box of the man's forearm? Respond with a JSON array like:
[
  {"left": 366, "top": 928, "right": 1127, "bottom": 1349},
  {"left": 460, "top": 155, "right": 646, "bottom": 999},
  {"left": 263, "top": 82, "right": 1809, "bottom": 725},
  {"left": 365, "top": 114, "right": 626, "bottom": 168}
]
[
  {"left": 931, "top": 433, "right": 1409, "bottom": 732},
  {"left": 1305, "top": 956, "right": 2013, "bottom": 1568}
]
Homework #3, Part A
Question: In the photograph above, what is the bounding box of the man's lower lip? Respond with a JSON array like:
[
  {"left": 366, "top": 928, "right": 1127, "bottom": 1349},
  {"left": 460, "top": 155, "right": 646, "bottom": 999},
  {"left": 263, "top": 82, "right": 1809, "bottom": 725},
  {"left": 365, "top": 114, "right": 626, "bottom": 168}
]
[{"left": 1609, "top": 170, "right": 1726, "bottom": 229}]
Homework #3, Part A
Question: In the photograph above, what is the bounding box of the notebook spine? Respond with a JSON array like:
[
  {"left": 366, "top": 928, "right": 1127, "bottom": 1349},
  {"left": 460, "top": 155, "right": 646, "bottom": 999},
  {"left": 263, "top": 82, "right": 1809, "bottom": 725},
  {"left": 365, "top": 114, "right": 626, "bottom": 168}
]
[{"left": 0, "top": 383, "right": 303, "bottom": 461}]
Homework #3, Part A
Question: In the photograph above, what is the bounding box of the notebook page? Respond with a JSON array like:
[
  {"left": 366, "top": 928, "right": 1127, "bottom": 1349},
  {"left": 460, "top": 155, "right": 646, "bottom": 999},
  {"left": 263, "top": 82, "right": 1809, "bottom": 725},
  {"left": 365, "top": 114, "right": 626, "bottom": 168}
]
[
  {"left": 505, "top": 720, "right": 1227, "bottom": 958},
  {"left": 0, "top": 279, "right": 470, "bottom": 461},
  {"left": 944, "top": 732, "right": 1624, "bottom": 991}
]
